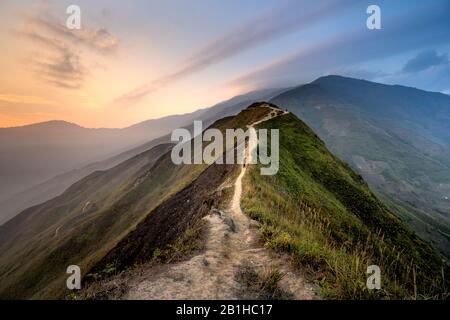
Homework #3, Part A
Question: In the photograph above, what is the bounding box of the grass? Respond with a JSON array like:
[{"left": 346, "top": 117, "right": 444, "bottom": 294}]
[
  {"left": 235, "top": 262, "right": 288, "bottom": 300},
  {"left": 241, "top": 113, "right": 449, "bottom": 299},
  {"left": 70, "top": 220, "right": 208, "bottom": 300},
  {"left": 153, "top": 220, "right": 206, "bottom": 264},
  {"left": 259, "top": 266, "right": 286, "bottom": 299}
]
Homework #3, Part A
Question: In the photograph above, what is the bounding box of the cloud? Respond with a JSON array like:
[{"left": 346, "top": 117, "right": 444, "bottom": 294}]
[
  {"left": 229, "top": 2, "right": 450, "bottom": 90},
  {"left": 382, "top": 57, "right": 450, "bottom": 93},
  {"left": 25, "top": 14, "right": 119, "bottom": 54},
  {"left": 19, "top": 28, "right": 87, "bottom": 89},
  {"left": 402, "top": 50, "right": 449, "bottom": 73},
  {"left": 116, "top": 0, "right": 358, "bottom": 105},
  {"left": 0, "top": 94, "right": 56, "bottom": 105},
  {"left": 16, "top": 6, "right": 119, "bottom": 90},
  {"left": 32, "top": 50, "right": 87, "bottom": 89}
]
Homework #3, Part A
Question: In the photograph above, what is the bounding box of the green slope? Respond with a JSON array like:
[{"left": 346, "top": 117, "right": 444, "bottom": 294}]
[
  {"left": 270, "top": 76, "right": 450, "bottom": 256},
  {"left": 242, "top": 112, "right": 449, "bottom": 299}
]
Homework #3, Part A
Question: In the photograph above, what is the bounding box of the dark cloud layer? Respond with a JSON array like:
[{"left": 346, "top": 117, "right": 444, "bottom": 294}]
[
  {"left": 230, "top": 2, "right": 450, "bottom": 90},
  {"left": 402, "top": 50, "right": 449, "bottom": 73}
]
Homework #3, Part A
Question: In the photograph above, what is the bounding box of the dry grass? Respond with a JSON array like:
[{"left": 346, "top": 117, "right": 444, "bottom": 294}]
[{"left": 235, "top": 262, "right": 289, "bottom": 300}]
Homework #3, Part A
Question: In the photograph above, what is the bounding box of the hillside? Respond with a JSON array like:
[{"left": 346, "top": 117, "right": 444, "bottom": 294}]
[
  {"left": 0, "top": 141, "right": 206, "bottom": 299},
  {"left": 270, "top": 76, "right": 450, "bottom": 256},
  {"left": 0, "top": 120, "right": 158, "bottom": 204},
  {"left": 0, "top": 103, "right": 447, "bottom": 299},
  {"left": 243, "top": 111, "right": 448, "bottom": 298}
]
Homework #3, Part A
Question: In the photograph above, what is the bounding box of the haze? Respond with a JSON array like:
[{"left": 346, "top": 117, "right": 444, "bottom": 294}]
[{"left": 0, "top": 0, "right": 449, "bottom": 128}]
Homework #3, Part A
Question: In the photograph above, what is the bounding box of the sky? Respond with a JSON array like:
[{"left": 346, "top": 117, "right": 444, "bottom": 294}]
[{"left": 0, "top": 0, "right": 449, "bottom": 128}]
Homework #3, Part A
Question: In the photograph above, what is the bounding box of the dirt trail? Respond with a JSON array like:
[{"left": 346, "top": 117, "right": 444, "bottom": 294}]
[{"left": 124, "top": 107, "right": 317, "bottom": 300}]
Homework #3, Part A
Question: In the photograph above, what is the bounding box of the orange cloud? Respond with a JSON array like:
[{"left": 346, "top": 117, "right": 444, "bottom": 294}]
[{"left": 16, "top": 7, "right": 119, "bottom": 90}]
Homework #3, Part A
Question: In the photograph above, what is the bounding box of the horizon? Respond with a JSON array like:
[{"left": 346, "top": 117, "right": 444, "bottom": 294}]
[
  {"left": 1, "top": 74, "right": 448, "bottom": 130},
  {"left": 0, "top": 0, "right": 449, "bottom": 128}
]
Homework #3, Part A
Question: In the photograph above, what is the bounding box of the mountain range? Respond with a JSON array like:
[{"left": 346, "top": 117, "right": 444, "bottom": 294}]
[
  {"left": 0, "top": 102, "right": 447, "bottom": 299},
  {"left": 0, "top": 76, "right": 449, "bottom": 299},
  {"left": 0, "top": 88, "right": 286, "bottom": 225}
]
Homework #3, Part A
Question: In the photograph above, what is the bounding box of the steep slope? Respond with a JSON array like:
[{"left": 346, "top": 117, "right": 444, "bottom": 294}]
[
  {"left": 0, "top": 142, "right": 207, "bottom": 299},
  {"left": 270, "top": 76, "right": 450, "bottom": 255},
  {"left": 242, "top": 111, "right": 449, "bottom": 299},
  {"left": 84, "top": 105, "right": 282, "bottom": 274}
]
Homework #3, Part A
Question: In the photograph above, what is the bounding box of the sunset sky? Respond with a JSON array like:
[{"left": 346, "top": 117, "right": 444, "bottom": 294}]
[{"left": 0, "top": 0, "right": 449, "bottom": 128}]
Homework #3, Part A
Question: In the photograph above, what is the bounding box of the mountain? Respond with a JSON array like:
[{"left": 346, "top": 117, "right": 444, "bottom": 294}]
[
  {"left": 0, "top": 134, "right": 171, "bottom": 226},
  {"left": 0, "top": 87, "right": 286, "bottom": 225},
  {"left": 242, "top": 110, "right": 448, "bottom": 299},
  {"left": 0, "top": 117, "right": 192, "bottom": 203},
  {"left": 270, "top": 75, "right": 450, "bottom": 256},
  {"left": 0, "top": 103, "right": 447, "bottom": 299}
]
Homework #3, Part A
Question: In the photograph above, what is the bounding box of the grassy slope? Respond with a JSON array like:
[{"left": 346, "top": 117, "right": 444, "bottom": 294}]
[
  {"left": 0, "top": 144, "right": 207, "bottom": 299},
  {"left": 270, "top": 82, "right": 450, "bottom": 256},
  {"left": 242, "top": 113, "right": 449, "bottom": 299}
]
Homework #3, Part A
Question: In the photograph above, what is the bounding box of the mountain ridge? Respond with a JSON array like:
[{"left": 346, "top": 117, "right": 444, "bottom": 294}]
[{"left": 1, "top": 103, "right": 447, "bottom": 299}]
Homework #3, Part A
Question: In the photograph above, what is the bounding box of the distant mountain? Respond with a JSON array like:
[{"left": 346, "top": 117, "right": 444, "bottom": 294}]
[
  {"left": 0, "top": 87, "right": 286, "bottom": 225},
  {"left": 0, "top": 141, "right": 182, "bottom": 299},
  {"left": 0, "top": 117, "right": 190, "bottom": 203},
  {"left": 0, "top": 104, "right": 446, "bottom": 299},
  {"left": 0, "top": 134, "right": 171, "bottom": 226},
  {"left": 270, "top": 75, "right": 450, "bottom": 255}
]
